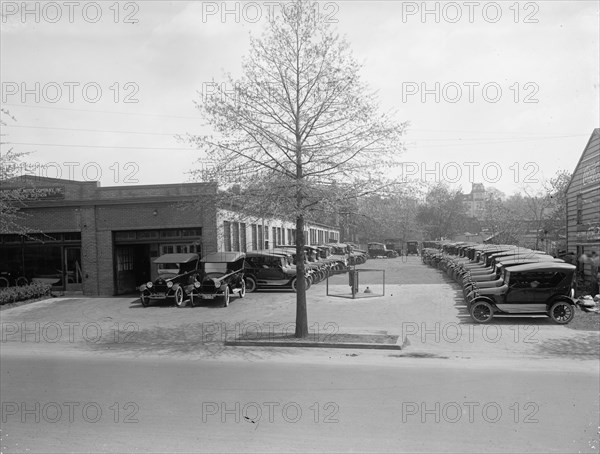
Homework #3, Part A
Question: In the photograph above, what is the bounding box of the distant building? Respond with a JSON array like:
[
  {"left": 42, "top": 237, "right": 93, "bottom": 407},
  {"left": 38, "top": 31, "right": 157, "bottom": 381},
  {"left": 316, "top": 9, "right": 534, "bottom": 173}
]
[
  {"left": 565, "top": 128, "right": 600, "bottom": 279},
  {"left": 462, "top": 183, "right": 486, "bottom": 220}
]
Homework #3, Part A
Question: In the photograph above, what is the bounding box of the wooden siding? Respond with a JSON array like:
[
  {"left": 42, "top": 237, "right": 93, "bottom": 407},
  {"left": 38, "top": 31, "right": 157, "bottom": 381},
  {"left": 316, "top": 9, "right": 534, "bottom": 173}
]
[{"left": 566, "top": 129, "right": 600, "bottom": 256}]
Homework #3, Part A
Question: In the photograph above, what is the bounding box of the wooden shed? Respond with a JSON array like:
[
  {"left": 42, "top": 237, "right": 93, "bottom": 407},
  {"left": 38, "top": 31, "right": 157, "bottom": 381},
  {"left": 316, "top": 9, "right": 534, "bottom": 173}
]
[{"left": 565, "top": 128, "right": 600, "bottom": 280}]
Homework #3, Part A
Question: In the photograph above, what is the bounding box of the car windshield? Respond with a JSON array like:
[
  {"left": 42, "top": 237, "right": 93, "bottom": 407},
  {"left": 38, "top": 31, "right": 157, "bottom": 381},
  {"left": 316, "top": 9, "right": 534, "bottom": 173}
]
[
  {"left": 205, "top": 262, "right": 228, "bottom": 274},
  {"left": 157, "top": 263, "right": 179, "bottom": 274}
]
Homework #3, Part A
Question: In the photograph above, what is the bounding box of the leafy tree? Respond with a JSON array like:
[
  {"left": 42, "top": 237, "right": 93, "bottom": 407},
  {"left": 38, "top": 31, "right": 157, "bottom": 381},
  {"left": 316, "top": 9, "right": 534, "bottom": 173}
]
[
  {"left": 416, "top": 183, "right": 467, "bottom": 240},
  {"left": 188, "top": 0, "right": 407, "bottom": 337},
  {"left": 482, "top": 191, "right": 527, "bottom": 245},
  {"left": 352, "top": 192, "right": 420, "bottom": 243},
  {"left": 0, "top": 109, "right": 31, "bottom": 234},
  {"left": 485, "top": 170, "right": 572, "bottom": 251}
]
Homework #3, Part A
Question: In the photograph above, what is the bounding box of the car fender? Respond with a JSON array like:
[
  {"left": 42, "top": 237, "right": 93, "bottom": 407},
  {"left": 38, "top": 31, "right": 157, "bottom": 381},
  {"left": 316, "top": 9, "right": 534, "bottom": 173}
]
[
  {"left": 468, "top": 295, "right": 496, "bottom": 311},
  {"left": 547, "top": 295, "right": 575, "bottom": 308}
]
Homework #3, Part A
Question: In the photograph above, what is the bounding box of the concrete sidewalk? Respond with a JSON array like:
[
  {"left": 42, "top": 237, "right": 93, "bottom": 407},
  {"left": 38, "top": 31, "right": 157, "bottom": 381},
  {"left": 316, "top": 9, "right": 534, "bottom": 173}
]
[{"left": 1, "top": 258, "right": 598, "bottom": 362}]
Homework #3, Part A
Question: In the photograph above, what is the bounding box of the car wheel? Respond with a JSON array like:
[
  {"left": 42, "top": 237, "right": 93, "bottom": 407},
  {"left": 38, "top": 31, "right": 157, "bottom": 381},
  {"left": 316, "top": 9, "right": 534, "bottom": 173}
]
[
  {"left": 222, "top": 286, "right": 230, "bottom": 307},
  {"left": 549, "top": 301, "right": 574, "bottom": 324},
  {"left": 0, "top": 277, "right": 10, "bottom": 288},
  {"left": 140, "top": 294, "right": 149, "bottom": 308},
  {"left": 292, "top": 277, "right": 311, "bottom": 292},
  {"left": 291, "top": 277, "right": 299, "bottom": 292},
  {"left": 174, "top": 287, "right": 186, "bottom": 308},
  {"left": 239, "top": 280, "right": 246, "bottom": 298},
  {"left": 244, "top": 276, "right": 257, "bottom": 293},
  {"left": 16, "top": 276, "right": 28, "bottom": 286},
  {"left": 470, "top": 300, "right": 494, "bottom": 323}
]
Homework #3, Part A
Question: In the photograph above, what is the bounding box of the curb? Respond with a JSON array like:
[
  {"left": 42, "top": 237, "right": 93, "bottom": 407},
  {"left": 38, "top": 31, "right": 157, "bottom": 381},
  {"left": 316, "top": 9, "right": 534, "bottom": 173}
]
[{"left": 225, "top": 339, "right": 404, "bottom": 350}]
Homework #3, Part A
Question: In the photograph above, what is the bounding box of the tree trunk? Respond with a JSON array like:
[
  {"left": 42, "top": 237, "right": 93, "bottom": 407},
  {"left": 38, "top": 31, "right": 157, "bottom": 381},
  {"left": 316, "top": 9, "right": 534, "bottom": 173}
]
[{"left": 295, "top": 214, "right": 308, "bottom": 338}]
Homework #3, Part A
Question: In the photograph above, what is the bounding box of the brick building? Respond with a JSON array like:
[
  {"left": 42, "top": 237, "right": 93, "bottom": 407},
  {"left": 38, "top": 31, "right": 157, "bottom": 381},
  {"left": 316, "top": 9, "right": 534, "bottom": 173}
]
[
  {"left": 0, "top": 176, "right": 339, "bottom": 296},
  {"left": 462, "top": 183, "right": 486, "bottom": 220}
]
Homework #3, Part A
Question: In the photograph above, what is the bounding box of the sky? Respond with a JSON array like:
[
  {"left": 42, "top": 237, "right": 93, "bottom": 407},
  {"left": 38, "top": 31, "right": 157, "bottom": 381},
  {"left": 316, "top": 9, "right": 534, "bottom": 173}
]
[{"left": 1, "top": 0, "right": 599, "bottom": 197}]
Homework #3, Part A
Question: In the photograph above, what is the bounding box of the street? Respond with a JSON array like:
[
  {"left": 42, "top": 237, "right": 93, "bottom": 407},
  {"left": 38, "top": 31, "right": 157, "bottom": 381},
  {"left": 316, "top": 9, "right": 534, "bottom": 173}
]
[{"left": 1, "top": 257, "right": 599, "bottom": 453}]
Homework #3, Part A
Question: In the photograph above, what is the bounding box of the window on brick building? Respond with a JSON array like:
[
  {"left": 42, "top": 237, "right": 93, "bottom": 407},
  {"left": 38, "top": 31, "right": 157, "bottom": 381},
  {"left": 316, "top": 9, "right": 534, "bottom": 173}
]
[
  {"left": 240, "top": 223, "right": 247, "bottom": 252},
  {"left": 223, "top": 221, "right": 232, "bottom": 251},
  {"left": 257, "top": 225, "right": 263, "bottom": 250},
  {"left": 251, "top": 224, "right": 257, "bottom": 250},
  {"left": 232, "top": 222, "right": 240, "bottom": 251}
]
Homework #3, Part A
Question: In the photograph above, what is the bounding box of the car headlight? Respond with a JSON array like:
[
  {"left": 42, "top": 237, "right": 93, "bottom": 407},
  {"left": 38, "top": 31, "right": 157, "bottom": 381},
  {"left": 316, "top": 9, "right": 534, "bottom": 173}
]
[
  {"left": 194, "top": 281, "right": 200, "bottom": 288},
  {"left": 167, "top": 281, "right": 173, "bottom": 288},
  {"left": 147, "top": 282, "right": 153, "bottom": 288}
]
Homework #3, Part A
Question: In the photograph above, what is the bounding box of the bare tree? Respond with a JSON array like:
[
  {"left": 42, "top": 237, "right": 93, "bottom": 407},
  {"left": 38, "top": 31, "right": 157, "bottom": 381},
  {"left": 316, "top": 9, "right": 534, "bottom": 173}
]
[{"left": 188, "top": 0, "right": 407, "bottom": 337}]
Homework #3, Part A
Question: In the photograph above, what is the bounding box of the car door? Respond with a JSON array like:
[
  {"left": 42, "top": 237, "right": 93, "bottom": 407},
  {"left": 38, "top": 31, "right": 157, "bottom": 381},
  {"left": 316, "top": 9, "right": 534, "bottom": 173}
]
[
  {"left": 503, "top": 271, "right": 551, "bottom": 313},
  {"left": 261, "top": 257, "right": 286, "bottom": 280}
]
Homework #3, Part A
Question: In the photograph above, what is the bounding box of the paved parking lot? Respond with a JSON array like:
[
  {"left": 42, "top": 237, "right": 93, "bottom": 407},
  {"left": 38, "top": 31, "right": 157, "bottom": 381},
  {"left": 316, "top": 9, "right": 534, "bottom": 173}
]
[{"left": 1, "top": 256, "right": 598, "bottom": 363}]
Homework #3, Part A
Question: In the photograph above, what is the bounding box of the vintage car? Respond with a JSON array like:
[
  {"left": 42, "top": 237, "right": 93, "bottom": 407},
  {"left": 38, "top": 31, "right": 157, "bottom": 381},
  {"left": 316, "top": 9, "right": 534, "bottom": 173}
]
[
  {"left": 324, "top": 243, "right": 352, "bottom": 267},
  {"left": 368, "top": 242, "right": 397, "bottom": 258},
  {"left": 466, "top": 263, "right": 577, "bottom": 324},
  {"left": 345, "top": 243, "right": 368, "bottom": 265},
  {"left": 189, "top": 252, "right": 246, "bottom": 307},
  {"left": 406, "top": 241, "right": 419, "bottom": 255},
  {"left": 273, "top": 246, "right": 318, "bottom": 283},
  {"left": 138, "top": 253, "right": 199, "bottom": 307},
  {"left": 244, "top": 251, "right": 311, "bottom": 292},
  {"left": 462, "top": 256, "right": 564, "bottom": 300}
]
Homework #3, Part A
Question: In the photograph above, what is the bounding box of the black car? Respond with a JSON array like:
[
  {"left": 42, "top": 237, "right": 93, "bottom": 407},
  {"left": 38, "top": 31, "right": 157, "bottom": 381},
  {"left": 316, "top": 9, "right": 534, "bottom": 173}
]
[
  {"left": 244, "top": 251, "right": 311, "bottom": 292},
  {"left": 138, "top": 253, "right": 200, "bottom": 307},
  {"left": 189, "top": 252, "right": 246, "bottom": 307},
  {"left": 368, "top": 242, "right": 397, "bottom": 258},
  {"left": 466, "top": 263, "right": 577, "bottom": 324},
  {"left": 406, "top": 241, "right": 419, "bottom": 255}
]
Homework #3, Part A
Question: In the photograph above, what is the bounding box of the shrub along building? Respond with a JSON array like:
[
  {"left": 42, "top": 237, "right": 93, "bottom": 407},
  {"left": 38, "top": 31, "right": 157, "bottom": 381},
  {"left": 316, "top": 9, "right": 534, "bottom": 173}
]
[
  {"left": 0, "top": 176, "right": 340, "bottom": 296},
  {"left": 565, "top": 128, "right": 600, "bottom": 280}
]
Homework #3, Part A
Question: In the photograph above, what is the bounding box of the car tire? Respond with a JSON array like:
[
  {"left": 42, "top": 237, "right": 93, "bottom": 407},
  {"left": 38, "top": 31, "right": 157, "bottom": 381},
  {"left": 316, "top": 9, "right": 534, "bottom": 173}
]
[
  {"left": 548, "top": 301, "right": 574, "bottom": 324},
  {"left": 470, "top": 300, "right": 494, "bottom": 323},
  {"left": 291, "top": 277, "right": 299, "bottom": 292},
  {"left": 222, "top": 286, "right": 230, "bottom": 307},
  {"left": 140, "top": 294, "right": 149, "bottom": 308},
  {"left": 174, "top": 287, "right": 186, "bottom": 308},
  {"left": 16, "top": 276, "right": 28, "bottom": 286},
  {"left": 239, "top": 280, "right": 246, "bottom": 298},
  {"left": 0, "top": 277, "right": 9, "bottom": 288},
  {"left": 292, "top": 277, "right": 311, "bottom": 292},
  {"left": 244, "top": 276, "right": 257, "bottom": 293}
]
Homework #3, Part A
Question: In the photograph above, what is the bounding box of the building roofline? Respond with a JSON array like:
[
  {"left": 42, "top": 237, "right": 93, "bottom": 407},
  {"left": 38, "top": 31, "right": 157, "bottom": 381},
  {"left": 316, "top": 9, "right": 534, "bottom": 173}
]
[{"left": 565, "top": 128, "right": 600, "bottom": 194}]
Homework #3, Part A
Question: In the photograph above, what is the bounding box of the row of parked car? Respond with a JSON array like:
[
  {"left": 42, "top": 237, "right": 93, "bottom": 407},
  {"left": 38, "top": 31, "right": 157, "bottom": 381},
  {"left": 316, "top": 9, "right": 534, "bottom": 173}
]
[
  {"left": 138, "top": 243, "right": 369, "bottom": 308},
  {"left": 422, "top": 242, "right": 577, "bottom": 324}
]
